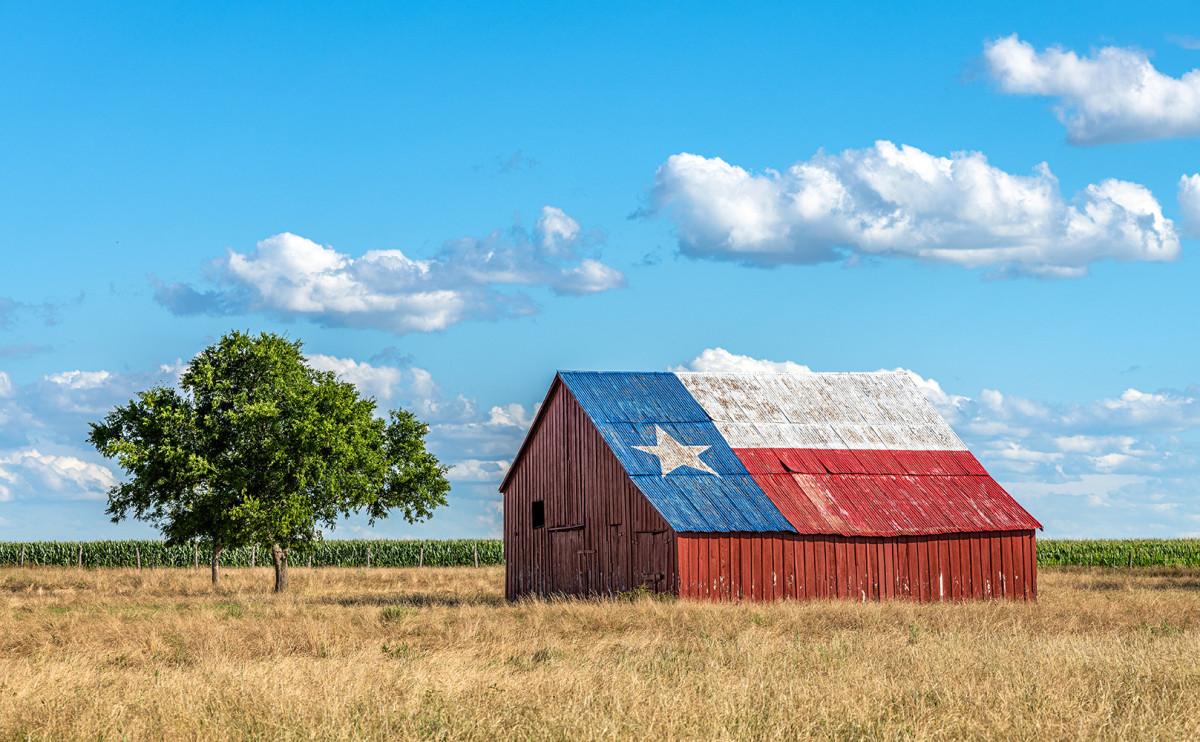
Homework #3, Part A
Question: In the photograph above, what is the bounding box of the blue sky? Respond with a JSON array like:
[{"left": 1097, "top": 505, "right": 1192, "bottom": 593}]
[{"left": 3, "top": 1, "right": 1200, "bottom": 540}]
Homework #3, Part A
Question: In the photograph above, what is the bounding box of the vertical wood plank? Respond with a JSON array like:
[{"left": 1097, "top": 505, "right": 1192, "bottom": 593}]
[
  {"left": 679, "top": 536, "right": 692, "bottom": 599},
  {"left": 783, "top": 537, "right": 796, "bottom": 599},
  {"left": 882, "top": 540, "right": 895, "bottom": 600},
  {"left": 1002, "top": 533, "right": 1015, "bottom": 600},
  {"left": 916, "top": 538, "right": 929, "bottom": 601},
  {"left": 749, "top": 537, "right": 761, "bottom": 600},
  {"left": 834, "top": 539, "right": 848, "bottom": 599},
  {"left": 803, "top": 538, "right": 816, "bottom": 600},
  {"left": 854, "top": 539, "right": 868, "bottom": 601},
  {"left": 777, "top": 535, "right": 787, "bottom": 597},
  {"left": 990, "top": 534, "right": 1003, "bottom": 598},
  {"left": 729, "top": 535, "right": 748, "bottom": 597},
  {"left": 718, "top": 536, "right": 731, "bottom": 602}
]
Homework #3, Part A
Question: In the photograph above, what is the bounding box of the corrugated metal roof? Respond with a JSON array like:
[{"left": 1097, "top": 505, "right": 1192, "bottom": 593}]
[{"left": 553, "top": 371, "right": 1041, "bottom": 535}]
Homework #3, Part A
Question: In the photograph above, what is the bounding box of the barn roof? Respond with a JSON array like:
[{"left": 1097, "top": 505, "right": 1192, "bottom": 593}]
[{"left": 504, "top": 371, "right": 1041, "bottom": 537}]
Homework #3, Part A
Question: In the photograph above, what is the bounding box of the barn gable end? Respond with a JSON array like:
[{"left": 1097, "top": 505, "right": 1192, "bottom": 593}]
[{"left": 502, "top": 377, "right": 673, "bottom": 600}]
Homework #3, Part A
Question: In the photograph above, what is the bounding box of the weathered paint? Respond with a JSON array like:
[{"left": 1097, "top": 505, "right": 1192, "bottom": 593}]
[
  {"left": 501, "top": 371, "right": 1043, "bottom": 602},
  {"left": 677, "top": 531, "right": 1037, "bottom": 602},
  {"left": 503, "top": 378, "right": 675, "bottom": 599}
]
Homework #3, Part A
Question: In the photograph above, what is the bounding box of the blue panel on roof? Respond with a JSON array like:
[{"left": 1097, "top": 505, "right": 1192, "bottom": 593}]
[
  {"left": 559, "top": 371, "right": 794, "bottom": 533},
  {"left": 629, "top": 475, "right": 796, "bottom": 533},
  {"left": 560, "top": 372, "right": 709, "bottom": 423}
]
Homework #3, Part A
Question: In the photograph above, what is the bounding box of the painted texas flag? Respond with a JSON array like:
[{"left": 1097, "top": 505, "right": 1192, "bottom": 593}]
[{"left": 557, "top": 371, "right": 1041, "bottom": 536}]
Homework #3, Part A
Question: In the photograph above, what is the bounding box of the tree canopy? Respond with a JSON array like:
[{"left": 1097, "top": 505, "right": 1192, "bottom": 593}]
[{"left": 89, "top": 331, "right": 450, "bottom": 590}]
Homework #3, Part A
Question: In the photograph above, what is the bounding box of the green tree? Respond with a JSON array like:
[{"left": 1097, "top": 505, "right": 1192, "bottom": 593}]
[{"left": 89, "top": 331, "right": 450, "bottom": 591}]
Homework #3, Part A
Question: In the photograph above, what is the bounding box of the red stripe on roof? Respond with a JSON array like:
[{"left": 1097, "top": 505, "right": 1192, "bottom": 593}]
[{"left": 733, "top": 448, "right": 1043, "bottom": 536}]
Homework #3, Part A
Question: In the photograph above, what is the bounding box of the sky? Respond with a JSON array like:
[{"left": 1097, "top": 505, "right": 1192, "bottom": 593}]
[{"left": 2, "top": 1, "right": 1200, "bottom": 541}]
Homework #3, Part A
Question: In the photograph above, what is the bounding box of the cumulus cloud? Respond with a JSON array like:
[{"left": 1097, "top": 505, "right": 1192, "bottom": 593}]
[
  {"left": 983, "top": 34, "right": 1200, "bottom": 144},
  {"left": 306, "top": 354, "right": 406, "bottom": 403},
  {"left": 155, "top": 210, "right": 625, "bottom": 335},
  {"left": 0, "top": 448, "right": 117, "bottom": 501},
  {"left": 447, "top": 459, "right": 511, "bottom": 483},
  {"left": 650, "top": 144, "right": 1179, "bottom": 278},
  {"left": 671, "top": 347, "right": 813, "bottom": 375},
  {"left": 536, "top": 206, "right": 582, "bottom": 254},
  {"left": 1179, "top": 174, "right": 1200, "bottom": 239},
  {"left": 303, "top": 353, "right": 531, "bottom": 485},
  {"left": 672, "top": 349, "right": 1200, "bottom": 534}
]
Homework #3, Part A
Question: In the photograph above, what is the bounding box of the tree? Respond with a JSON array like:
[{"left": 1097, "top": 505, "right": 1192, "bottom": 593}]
[{"left": 89, "top": 331, "right": 450, "bottom": 591}]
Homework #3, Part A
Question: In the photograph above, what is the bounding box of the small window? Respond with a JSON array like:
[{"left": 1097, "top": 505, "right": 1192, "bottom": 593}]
[{"left": 531, "top": 500, "right": 545, "bottom": 529}]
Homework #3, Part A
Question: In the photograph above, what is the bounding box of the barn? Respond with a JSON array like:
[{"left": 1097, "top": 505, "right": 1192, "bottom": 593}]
[{"left": 500, "top": 371, "right": 1042, "bottom": 602}]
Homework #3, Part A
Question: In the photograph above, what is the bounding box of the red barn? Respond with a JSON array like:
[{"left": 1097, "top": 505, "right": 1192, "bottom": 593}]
[{"left": 500, "top": 371, "right": 1041, "bottom": 602}]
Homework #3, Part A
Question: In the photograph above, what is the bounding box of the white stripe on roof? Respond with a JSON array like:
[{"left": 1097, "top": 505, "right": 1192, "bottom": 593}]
[{"left": 674, "top": 371, "right": 967, "bottom": 451}]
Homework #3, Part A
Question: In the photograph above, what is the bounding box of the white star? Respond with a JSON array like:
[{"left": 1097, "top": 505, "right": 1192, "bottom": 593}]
[{"left": 632, "top": 425, "right": 718, "bottom": 476}]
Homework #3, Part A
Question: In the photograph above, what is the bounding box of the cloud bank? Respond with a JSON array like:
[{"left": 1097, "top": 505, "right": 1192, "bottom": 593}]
[
  {"left": 983, "top": 34, "right": 1200, "bottom": 144},
  {"left": 155, "top": 207, "right": 625, "bottom": 334},
  {"left": 0, "top": 354, "right": 529, "bottom": 537},
  {"left": 650, "top": 144, "right": 1179, "bottom": 278}
]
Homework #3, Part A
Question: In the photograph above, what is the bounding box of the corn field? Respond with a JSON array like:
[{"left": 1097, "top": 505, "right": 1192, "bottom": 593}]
[
  {"left": 1037, "top": 539, "right": 1200, "bottom": 567},
  {"left": 0, "top": 539, "right": 503, "bottom": 568},
  {"left": 3, "top": 538, "right": 1199, "bottom": 570}
]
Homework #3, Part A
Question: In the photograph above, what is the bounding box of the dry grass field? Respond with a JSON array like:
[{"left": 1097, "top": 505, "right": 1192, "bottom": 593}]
[{"left": 2, "top": 565, "right": 1199, "bottom": 741}]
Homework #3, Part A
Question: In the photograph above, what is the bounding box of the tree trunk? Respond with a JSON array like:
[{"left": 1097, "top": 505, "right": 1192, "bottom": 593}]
[
  {"left": 272, "top": 543, "right": 289, "bottom": 593},
  {"left": 211, "top": 546, "right": 223, "bottom": 585}
]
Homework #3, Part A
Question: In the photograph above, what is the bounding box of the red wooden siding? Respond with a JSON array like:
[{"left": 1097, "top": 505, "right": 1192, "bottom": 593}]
[
  {"left": 676, "top": 530, "right": 1037, "bottom": 602},
  {"left": 503, "top": 380, "right": 675, "bottom": 599}
]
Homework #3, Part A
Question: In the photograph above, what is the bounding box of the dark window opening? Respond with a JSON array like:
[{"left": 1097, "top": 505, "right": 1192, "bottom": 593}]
[{"left": 532, "top": 500, "right": 545, "bottom": 529}]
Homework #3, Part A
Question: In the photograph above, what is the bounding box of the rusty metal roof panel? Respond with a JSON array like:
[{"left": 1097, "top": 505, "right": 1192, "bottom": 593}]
[{"left": 528, "top": 370, "right": 1041, "bottom": 535}]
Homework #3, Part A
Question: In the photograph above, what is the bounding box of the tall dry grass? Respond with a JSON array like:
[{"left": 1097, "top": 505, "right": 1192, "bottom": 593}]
[{"left": 2, "top": 565, "right": 1199, "bottom": 740}]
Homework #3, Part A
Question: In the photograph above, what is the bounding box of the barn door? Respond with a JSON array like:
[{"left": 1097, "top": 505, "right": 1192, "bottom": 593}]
[
  {"left": 634, "top": 530, "right": 670, "bottom": 592},
  {"left": 549, "top": 527, "right": 584, "bottom": 596}
]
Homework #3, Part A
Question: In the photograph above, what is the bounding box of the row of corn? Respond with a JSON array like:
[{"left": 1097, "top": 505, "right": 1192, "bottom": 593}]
[
  {"left": 1037, "top": 539, "right": 1200, "bottom": 567},
  {"left": 4, "top": 539, "right": 1199, "bottom": 569},
  {"left": 0, "top": 539, "right": 504, "bottom": 568}
]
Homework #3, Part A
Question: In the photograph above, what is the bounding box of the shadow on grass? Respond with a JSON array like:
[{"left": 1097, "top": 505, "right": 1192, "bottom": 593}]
[
  {"left": 1078, "top": 578, "right": 1200, "bottom": 592},
  {"left": 313, "top": 592, "right": 505, "bottom": 608}
]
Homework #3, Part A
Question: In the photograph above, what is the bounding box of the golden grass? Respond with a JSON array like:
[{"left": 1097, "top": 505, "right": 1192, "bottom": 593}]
[{"left": 2, "top": 566, "right": 1199, "bottom": 741}]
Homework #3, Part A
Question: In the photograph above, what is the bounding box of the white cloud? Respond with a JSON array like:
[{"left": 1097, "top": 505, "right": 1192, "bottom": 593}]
[
  {"left": 650, "top": 145, "right": 1179, "bottom": 278},
  {"left": 536, "top": 206, "right": 581, "bottom": 254},
  {"left": 1179, "top": 174, "right": 1200, "bottom": 239},
  {"left": 155, "top": 211, "right": 625, "bottom": 334},
  {"left": 43, "top": 370, "right": 113, "bottom": 390},
  {"left": 0, "top": 448, "right": 117, "bottom": 500},
  {"left": 984, "top": 34, "right": 1200, "bottom": 144},
  {"left": 674, "top": 348, "right": 1200, "bottom": 510},
  {"left": 307, "top": 354, "right": 405, "bottom": 403},
  {"left": 671, "top": 347, "right": 813, "bottom": 375},
  {"left": 447, "top": 459, "right": 511, "bottom": 483},
  {"left": 879, "top": 367, "right": 969, "bottom": 418},
  {"left": 0, "top": 371, "right": 12, "bottom": 398}
]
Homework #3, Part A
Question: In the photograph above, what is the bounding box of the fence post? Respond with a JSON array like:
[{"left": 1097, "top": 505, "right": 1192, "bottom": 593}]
[
  {"left": 474, "top": 544, "right": 479, "bottom": 568},
  {"left": 251, "top": 546, "right": 256, "bottom": 568},
  {"left": 418, "top": 546, "right": 423, "bottom": 568},
  {"left": 77, "top": 544, "right": 83, "bottom": 568},
  {"left": 307, "top": 554, "right": 312, "bottom": 568},
  {"left": 194, "top": 546, "right": 199, "bottom": 569},
  {"left": 367, "top": 546, "right": 371, "bottom": 568},
  {"left": 136, "top": 547, "right": 141, "bottom": 570},
  {"left": 19, "top": 544, "right": 24, "bottom": 567}
]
